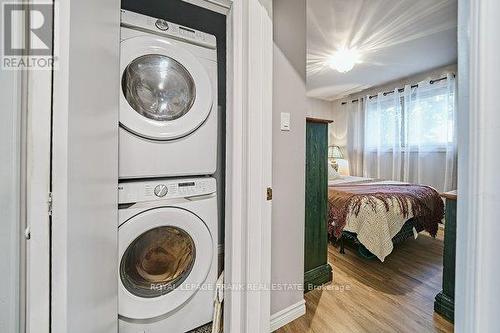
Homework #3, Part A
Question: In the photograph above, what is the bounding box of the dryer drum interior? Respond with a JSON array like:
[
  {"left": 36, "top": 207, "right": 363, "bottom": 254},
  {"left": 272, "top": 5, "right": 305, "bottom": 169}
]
[{"left": 120, "top": 226, "right": 196, "bottom": 298}]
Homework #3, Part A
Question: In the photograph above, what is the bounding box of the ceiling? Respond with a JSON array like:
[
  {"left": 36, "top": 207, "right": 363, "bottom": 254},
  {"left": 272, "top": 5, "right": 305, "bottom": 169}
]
[{"left": 307, "top": 0, "right": 457, "bottom": 101}]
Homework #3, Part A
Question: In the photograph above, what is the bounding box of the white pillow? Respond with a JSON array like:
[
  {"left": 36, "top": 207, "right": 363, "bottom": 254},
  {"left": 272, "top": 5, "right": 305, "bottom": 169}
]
[{"left": 328, "top": 163, "right": 341, "bottom": 180}]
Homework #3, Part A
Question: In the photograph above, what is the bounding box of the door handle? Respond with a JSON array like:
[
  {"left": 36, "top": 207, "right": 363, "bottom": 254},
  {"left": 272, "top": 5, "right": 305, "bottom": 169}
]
[{"left": 266, "top": 187, "right": 272, "bottom": 201}]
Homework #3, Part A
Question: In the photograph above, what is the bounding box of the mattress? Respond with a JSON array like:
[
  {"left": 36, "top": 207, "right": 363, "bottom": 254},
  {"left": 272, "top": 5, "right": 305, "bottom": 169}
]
[
  {"left": 328, "top": 175, "right": 368, "bottom": 185},
  {"left": 329, "top": 176, "right": 406, "bottom": 186}
]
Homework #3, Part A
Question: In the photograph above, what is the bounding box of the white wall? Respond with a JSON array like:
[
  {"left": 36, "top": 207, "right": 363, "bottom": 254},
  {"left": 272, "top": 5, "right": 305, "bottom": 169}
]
[
  {"left": 330, "top": 102, "right": 348, "bottom": 148},
  {"left": 306, "top": 97, "right": 336, "bottom": 148},
  {"left": 271, "top": 0, "right": 306, "bottom": 317},
  {"left": 306, "top": 97, "right": 333, "bottom": 121}
]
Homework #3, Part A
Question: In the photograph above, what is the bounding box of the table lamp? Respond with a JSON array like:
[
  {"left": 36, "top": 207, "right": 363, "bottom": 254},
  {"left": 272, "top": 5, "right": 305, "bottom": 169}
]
[{"left": 328, "top": 145, "right": 343, "bottom": 171}]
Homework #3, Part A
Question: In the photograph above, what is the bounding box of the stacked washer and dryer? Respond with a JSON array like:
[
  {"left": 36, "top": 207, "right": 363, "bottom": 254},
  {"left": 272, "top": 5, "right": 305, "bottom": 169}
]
[{"left": 118, "top": 10, "right": 218, "bottom": 333}]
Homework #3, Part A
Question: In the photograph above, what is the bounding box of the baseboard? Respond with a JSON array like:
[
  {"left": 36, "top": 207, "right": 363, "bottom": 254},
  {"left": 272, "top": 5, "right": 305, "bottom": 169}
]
[
  {"left": 270, "top": 299, "right": 306, "bottom": 332},
  {"left": 434, "top": 291, "right": 454, "bottom": 323},
  {"left": 304, "top": 263, "right": 333, "bottom": 292}
]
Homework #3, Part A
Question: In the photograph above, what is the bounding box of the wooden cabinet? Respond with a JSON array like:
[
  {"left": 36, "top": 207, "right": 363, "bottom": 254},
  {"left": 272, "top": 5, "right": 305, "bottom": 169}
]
[
  {"left": 304, "top": 118, "right": 333, "bottom": 291},
  {"left": 434, "top": 190, "right": 457, "bottom": 322}
]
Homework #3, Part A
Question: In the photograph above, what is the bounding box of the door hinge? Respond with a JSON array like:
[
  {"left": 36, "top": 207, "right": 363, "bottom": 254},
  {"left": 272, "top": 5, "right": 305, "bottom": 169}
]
[
  {"left": 24, "top": 226, "right": 31, "bottom": 240},
  {"left": 266, "top": 187, "right": 272, "bottom": 201},
  {"left": 48, "top": 192, "right": 53, "bottom": 216}
]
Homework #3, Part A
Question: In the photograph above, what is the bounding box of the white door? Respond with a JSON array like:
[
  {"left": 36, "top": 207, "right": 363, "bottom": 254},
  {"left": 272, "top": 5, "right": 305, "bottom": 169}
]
[
  {"left": 118, "top": 207, "right": 213, "bottom": 319},
  {"left": 120, "top": 35, "right": 213, "bottom": 140},
  {"left": 51, "top": 0, "right": 120, "bottom": 332}
]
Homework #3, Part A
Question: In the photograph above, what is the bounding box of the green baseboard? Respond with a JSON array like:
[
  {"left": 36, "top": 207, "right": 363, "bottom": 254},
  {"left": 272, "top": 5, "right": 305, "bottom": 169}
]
[
  {"left": 434, "top": 291, "right": 454, "bottom": 323},
  {"left": 304, "top": 263, "right": 332, "bottom": 292}
]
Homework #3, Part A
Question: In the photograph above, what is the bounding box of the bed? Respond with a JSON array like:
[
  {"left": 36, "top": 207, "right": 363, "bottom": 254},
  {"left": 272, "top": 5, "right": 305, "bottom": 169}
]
[{"left": 327, "top": 174, "right": 444, "bottom": 261}]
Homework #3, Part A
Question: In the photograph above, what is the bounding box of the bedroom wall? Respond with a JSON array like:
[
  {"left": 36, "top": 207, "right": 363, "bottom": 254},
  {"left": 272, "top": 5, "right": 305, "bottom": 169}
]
[
  {"left": 272, "top": 0, "right": 307, "bottom": 319},
  {"left": 330, "top": 102, "right": 349, "bottom": 148},
  {"left": 306, "top": 97, "right": 333, "bottom": 121}
]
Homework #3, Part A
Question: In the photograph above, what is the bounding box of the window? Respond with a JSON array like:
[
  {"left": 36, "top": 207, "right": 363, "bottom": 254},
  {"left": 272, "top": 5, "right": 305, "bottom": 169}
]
[
  {"left": 365, "top": 94, "right": 402, "bottom": 149},
  {"left": 406, "top": 86, "right": 455, "bottom": 149},
  {"left": 365, "top": 80, "right": 456, "bottom": 151}
]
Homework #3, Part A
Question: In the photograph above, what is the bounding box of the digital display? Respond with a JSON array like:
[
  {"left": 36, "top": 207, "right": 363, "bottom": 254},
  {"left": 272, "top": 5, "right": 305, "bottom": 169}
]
[{"left": 179, "top": 182, "right": 195, "bottom": 187}]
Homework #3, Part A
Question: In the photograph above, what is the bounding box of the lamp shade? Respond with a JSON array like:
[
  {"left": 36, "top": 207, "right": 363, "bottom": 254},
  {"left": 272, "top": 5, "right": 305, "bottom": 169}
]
[{"left": 328, "top": 145, "right": 343, "bottom": 159}]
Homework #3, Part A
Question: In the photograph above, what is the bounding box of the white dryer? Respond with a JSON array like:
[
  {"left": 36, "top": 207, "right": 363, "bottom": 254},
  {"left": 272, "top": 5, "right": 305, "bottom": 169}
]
[
  {"left": 118, "top": 177, "right": 218, "bottom": 333},
  {"left": 119, "top": 10, "right": 217, "bottom": 179}
]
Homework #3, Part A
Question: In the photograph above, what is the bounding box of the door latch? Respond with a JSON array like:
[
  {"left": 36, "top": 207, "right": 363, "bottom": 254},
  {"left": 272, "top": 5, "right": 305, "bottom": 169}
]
[
  {"left": 266, "top": 187, "right": 272, "bottom": 201},
  {"left": 48, "top": 192, "right": 53, "bottom": 216}
]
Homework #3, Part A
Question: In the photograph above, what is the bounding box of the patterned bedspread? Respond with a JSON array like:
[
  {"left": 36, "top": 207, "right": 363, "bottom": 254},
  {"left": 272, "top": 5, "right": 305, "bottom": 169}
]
[{"left": 328, "top": 177, "right": 444, "bottom": 261}]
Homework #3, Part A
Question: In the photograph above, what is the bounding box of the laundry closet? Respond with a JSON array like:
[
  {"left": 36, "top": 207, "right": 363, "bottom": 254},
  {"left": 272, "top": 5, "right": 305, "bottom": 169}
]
[
  {"left": 8, "top": 0, "right": 274, "bottom": 331},
  {"left": 117, "top": 1, "right": 226, "bottom": 332}
]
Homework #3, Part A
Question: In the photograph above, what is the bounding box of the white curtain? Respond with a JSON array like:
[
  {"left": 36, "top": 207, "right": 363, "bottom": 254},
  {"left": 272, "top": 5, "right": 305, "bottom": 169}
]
[
  {"left": 362, "top": 89, "right": 403, "bottom": 181},
  {"left": 360, "top": 74, "right": 457, "bottom": 192},
  {"left": 345, "top": 101, "right": 364, "bottom": 176}
]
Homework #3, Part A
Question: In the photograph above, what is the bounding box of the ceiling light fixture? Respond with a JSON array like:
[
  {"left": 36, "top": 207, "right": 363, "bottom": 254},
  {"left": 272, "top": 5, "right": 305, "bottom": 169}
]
[{"left": 327, "top": 47, "right": 361, "bottom": 73}]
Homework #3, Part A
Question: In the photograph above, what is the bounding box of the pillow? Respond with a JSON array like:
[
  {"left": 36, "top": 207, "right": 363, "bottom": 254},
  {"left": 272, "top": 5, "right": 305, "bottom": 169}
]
[{"left": 328, "top": 163, "right": 341, "bottom": 180}]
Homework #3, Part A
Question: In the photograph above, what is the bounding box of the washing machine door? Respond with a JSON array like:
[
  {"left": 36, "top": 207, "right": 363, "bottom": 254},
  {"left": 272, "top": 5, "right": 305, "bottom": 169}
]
[
  {"left": 119, "top": 207, "right": 213, "bottom": 319},
  {"left": 120, "top": 35, "right": 213, "bottom": 140}
]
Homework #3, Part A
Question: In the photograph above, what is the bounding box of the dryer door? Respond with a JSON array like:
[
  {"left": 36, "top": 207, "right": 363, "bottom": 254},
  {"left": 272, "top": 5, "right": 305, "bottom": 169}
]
[
  {"left": 118, "top": 207, "right": 213, "bottom": 319},
  {"left": 120, "top": 35, "right": 213, "bottom": 140}
]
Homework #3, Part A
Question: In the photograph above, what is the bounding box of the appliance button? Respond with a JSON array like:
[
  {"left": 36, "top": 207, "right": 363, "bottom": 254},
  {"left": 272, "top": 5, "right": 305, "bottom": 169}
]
[
  {"left": 154, "top": 184, "right": 168, "bottom": 197},
  {"left": 155, "top": 19, "right": 169, "bottom": 31}
]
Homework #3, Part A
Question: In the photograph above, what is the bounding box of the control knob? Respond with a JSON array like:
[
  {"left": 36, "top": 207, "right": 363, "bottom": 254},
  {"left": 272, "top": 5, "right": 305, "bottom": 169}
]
[
  {"left": 154, "top": 184, "right": 168, "bottom": 197},
  {"left": 155, "top": 19, "right": 169, "bottom": 31}
]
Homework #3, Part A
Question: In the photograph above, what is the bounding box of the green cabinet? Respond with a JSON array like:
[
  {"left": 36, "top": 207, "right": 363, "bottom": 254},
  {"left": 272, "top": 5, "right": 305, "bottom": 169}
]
[
  {"left": 434, "top": 190, "right": 457, "bottom": 322},
  {"left": 304, "top": 118, "right": 333, "bottom": 291}
]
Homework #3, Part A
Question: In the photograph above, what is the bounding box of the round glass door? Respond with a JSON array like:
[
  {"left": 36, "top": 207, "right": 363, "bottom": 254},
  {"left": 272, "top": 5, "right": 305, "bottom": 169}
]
[
  {"left": 122, "top": 54, "right": 196, "bottom": 122},
  {"left": 118, "top": 206, "right": 213, "bottom": 320},
  {"left": 119, "top": 36, "right": 213, "bottom": 141},
  {"left": 120, "top": 226, "right": 195, "bottom": 298}
]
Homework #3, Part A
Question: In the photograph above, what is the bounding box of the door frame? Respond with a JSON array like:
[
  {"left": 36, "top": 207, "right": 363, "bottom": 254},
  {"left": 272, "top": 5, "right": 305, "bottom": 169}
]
[
  {"left": 24, "top": 24, "right": 52, "bottom": 333},
  {"left": 23, "top": 0, "right": 52, "bottom": 332},
  {"left": 455, "top": 0, "right": 500, "bottom": 331},
  {"left": 224, "top": 0, "right": 273, "bottom": 332}
]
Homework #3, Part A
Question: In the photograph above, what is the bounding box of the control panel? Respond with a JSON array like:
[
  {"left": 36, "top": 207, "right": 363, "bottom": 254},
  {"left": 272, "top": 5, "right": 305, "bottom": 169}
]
[
  {"left": 121, "top": 10, "right": 216, "bottom": 49},
  {"left": 118, "top": 177, "right": 216, "bottom": 204}
]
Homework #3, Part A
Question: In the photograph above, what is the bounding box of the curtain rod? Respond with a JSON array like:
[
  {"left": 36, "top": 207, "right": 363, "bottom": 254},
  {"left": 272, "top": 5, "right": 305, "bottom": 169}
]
[{"left": 340, "top": 74, "right": 454, "bottom": 105}]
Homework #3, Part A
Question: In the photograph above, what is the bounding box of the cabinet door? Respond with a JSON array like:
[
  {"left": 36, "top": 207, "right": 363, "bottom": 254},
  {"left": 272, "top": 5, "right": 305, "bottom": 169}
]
[{"left": 304, "top": 121, "right": 328, "bottom": 273}]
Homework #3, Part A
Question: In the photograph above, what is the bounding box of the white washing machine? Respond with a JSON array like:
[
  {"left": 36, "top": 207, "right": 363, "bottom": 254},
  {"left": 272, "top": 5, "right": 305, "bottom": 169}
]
[
  {"left": 118, "top": 177, "right": 218, "bottom": 333},
  {"left": 119, "top": 10, "right": 218, "bottom": 179}
]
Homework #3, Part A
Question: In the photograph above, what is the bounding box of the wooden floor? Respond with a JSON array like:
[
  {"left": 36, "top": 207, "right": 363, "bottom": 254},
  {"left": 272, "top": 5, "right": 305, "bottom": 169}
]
[{"left": 277, "top": 230, "right": 454, "bottom": 333}]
